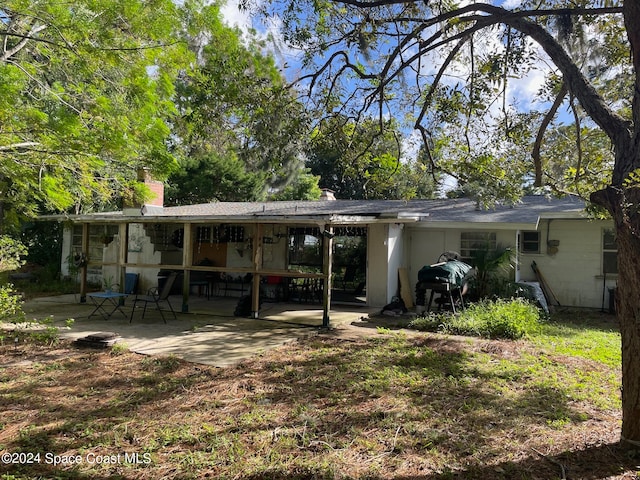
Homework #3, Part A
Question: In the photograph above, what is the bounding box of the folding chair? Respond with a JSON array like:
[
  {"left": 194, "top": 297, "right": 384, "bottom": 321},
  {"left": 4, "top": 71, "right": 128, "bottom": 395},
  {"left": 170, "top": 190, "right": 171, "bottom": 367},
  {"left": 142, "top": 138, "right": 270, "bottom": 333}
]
[
  {"left": 124, "top": 273, "right": 139, "bottom": 295},
  {"left": 342, "top": 265, "right": 357, "bottom": 291},
  {"left": 130, "top": 272, "right": 178, "bottom": 324}
]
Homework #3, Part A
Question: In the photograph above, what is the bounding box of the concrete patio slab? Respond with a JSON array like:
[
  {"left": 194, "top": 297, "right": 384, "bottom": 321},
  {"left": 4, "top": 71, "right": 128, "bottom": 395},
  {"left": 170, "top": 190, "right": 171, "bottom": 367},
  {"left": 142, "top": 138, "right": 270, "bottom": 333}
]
[{"left": 15, "top": 294, "right": 379, "bottom": 366}]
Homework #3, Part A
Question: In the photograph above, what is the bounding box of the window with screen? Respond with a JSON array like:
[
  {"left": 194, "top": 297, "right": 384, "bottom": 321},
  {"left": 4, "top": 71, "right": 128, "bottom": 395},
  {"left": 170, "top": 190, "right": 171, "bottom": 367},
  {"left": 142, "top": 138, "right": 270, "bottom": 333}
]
[
  {"left": 520, "top": 231, "right": 541, "bottom": 254},
  {"left": 460, "top": 232, "right": 496, "bottom": 264},
  {"left": 603, "top": 228, "right": 618, "bottom": 274},
  {"left": 288, "top": 227, "right": 322, "bottom": 268}
]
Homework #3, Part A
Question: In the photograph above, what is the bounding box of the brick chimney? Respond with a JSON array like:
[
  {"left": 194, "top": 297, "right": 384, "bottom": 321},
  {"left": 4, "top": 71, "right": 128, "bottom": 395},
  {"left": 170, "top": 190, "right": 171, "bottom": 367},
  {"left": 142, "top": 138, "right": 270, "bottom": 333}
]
[
  {"left": 320, "top": 188, "right": 336, "bottom": 201},
  {"left": 123, "top": 167, "right": 164, "bottom": 216}
]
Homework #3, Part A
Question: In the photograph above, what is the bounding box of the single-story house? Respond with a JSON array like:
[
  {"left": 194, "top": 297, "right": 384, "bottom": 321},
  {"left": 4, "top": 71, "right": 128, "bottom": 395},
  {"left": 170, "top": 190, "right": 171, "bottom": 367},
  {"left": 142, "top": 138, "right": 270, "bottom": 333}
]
[{"left": 48, "top": 176, "right": 617, "bottom": 324}]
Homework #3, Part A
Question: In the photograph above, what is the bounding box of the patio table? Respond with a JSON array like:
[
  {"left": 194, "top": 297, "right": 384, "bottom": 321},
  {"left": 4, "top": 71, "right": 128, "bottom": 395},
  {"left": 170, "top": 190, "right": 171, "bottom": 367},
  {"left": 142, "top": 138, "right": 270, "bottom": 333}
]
[{"left": 87, "top": 292, "right": 129, "bottom": 320}]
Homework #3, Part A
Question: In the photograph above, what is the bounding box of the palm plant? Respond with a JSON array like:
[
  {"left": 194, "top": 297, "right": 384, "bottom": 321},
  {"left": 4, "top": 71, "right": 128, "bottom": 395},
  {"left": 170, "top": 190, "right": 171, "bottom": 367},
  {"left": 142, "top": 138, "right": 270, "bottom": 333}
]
[{"left": 468, "top": 244, "right": 513, "bottom": 300}]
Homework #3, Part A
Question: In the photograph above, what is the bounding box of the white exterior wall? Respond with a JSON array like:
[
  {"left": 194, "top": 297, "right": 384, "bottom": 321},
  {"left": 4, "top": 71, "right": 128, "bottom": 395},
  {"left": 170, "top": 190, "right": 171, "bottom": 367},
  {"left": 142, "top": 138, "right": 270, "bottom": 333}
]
[
  {"left": 519, "top": 218, "right": 615, "bottom": 309},
  {"left": 406, "top": 226, "right": 518, "bottom": 287},
  {"left": 367, "top": 223, "right": 390, "bottom": 307},
  {"left": 60, "top": 225, "right": 73, "bottom": 278},
  {"left": 387, "top": 224, "right": 405, "bottom": 305},
  {"left": 126, "top": 223, "right": 163, "bottom": 292},
  {"left": 404, "top": 220, "right": 615, "bottom": 309}
]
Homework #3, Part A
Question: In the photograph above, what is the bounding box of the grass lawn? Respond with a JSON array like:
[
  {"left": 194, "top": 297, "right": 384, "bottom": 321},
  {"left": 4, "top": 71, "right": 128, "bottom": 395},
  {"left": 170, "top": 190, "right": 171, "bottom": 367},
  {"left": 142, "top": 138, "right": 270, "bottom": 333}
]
[{"left": 0, "top": 308, "right": 636, "bottom": 479}]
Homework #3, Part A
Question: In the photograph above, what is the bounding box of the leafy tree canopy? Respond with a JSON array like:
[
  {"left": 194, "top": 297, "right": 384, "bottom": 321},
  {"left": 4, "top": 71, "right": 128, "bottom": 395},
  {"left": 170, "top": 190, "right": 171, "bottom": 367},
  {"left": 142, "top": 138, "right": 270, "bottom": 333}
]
[
  {"left": 307, "top": 116, "right": 439, "bottom": 199},
  {"left": 167, "top": 0, "right": 313, "bottom": 205},
  {"left": 0, "top": 0, "right": 191, "bottom": 229},
  {"left": 268, "top": 169, "right": 322, "bottom": 200},
  {"left": 248, "top": 0, "right": 629, "bottom": 204}
]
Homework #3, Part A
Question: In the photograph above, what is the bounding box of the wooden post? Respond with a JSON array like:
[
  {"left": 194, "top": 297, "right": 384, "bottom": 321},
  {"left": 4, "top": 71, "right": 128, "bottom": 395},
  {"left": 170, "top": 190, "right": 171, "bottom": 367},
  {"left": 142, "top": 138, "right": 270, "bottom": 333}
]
[
  {"left": 322, "top": 225, "right": 334, "bottom": 328},
  {"left": 80, "top": 223, "right": 89, "bottom": 303},
  {"left": 182, "top": 223, "right": 193, "bottom": 313},
  {"left": 118, "top": 223, "right": 128, "bottom": 296},
  {"left": 251, "top": 224, "right": 263, "bottom": 318},
  {"left": 118, "top": 223, "right": 129, "bottom": 305}
]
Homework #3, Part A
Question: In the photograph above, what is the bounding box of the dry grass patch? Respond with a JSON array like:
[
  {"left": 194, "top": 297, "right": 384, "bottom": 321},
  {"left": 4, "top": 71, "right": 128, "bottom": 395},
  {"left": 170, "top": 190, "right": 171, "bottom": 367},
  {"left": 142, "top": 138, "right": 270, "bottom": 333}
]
[{"left": 0, "top": 318, "right": 636, "bottom": 480}]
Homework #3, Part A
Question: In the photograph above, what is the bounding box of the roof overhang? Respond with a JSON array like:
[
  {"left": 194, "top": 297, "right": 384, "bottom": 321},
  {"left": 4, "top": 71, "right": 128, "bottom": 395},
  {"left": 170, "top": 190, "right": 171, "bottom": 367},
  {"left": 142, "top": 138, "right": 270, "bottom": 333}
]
[
  {"left": 39, "top": 213, "right": 416, "bottom": 225},
  {"left": 534, "top": 210, "right": 589, "bottom": 229},
  {"left": 407, "top": 220, "right": 538, "bottom": 231}
]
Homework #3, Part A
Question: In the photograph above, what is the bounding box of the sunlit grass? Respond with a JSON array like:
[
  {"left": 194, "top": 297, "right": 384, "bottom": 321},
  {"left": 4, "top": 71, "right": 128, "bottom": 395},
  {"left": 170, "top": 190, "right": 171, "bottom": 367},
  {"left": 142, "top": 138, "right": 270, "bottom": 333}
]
[
  {"left": 531, "top": 309, "right": 620, "bottom": 367},
  {"left": 0, "top": 309, "right": 627, "bottom": 479}
]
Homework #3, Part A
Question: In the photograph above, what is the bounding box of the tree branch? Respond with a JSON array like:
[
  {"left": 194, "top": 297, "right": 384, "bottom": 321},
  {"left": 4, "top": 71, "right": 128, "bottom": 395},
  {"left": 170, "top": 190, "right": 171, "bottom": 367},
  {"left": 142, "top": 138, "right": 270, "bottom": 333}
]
[
  {"left": 467, "top": 4, "right": 629, "bottom": 147},
  {"left": 0, "top": 24, "right": 47, "bottom": 61},
  {"left": 334, "top": 0, "right": 622, "bottom": 19},
  {"left": 532, "top": 82, "right": 568, "bottom": 187},
  {"left": 624, "top": 0, "right": 640, "bottom": 139},
  {"left": 0, "top": 142, "right": 41, "bottom": 152}
]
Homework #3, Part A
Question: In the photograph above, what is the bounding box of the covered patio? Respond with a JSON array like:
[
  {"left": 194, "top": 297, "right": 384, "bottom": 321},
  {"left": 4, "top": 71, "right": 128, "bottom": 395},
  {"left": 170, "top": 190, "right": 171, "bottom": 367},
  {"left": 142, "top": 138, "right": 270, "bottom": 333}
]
[{"left": 48, "top": 183, "right": 422, "bottom": 325}]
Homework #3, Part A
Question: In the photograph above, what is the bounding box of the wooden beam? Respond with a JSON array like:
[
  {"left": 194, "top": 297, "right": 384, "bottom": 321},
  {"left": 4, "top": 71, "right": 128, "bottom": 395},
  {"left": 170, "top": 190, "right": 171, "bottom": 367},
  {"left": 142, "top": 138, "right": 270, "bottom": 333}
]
[
  {"left": 80, "top": 223, "right": 89, "bottom": 303},
  {"left": 251, "top": 224, "right": 264, "bottom": 318},
  {"left": 182, "top": 223, "right": 193, "bottom": 312},
  {"left": 322, "top": 225, "right": 334, "bottom": 328},
  {"left": 118, "top": 223, "right": 128, "bottom": 294}
]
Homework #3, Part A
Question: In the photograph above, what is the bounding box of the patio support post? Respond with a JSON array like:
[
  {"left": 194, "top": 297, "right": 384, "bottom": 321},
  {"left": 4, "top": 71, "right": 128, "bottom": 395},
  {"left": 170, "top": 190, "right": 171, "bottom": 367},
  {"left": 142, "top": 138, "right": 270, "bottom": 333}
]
[
  {"left": 80, "top": 223, "right": 89, "bottom": 303},
  {"left": 322, "top": 225, "right": 334, "bottom": 328},
  {"left": 514, "top": 230, "right": 522, "bottom": 283},
  {"left": 118, "top": 223, "right": 127, "bottom": 295},
  {"left": 251, "top": 223, "right": 263, "bottom": 319},
  {"left": 182, "top": 222, "right": 193, "bottom": 313}
]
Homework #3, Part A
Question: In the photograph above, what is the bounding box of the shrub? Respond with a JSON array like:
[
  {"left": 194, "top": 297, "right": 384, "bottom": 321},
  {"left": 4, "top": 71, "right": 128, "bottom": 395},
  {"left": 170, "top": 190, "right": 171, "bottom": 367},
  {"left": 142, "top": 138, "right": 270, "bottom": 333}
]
[
  {"left": 0, "top": 284, "right": 25, "bottom": 322},
  {"left": 1, "top": 283, "right": 73, "bottom": 345},
  {"left": 0, "top": 236, "right": 27, "bottom": 273},
  {"left": 409, "top": 298, "right": 542, "bottom": 340}
]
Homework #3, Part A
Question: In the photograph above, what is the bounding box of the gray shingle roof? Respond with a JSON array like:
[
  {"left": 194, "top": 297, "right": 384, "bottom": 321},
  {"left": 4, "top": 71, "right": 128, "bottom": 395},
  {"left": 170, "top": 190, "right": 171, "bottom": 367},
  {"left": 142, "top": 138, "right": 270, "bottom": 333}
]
[
  {"left": 157, "top": 195, "right": 585, "bottom": 224},
  {"left": 46, "top": 195, "right": 586, "bottom": 225}
]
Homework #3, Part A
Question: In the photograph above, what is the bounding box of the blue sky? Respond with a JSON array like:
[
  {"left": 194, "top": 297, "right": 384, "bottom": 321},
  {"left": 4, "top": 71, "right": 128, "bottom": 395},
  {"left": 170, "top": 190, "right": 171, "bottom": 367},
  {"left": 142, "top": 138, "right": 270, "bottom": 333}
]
[{"left": 219, "top": 0, "right": 581, "bottom": 162}]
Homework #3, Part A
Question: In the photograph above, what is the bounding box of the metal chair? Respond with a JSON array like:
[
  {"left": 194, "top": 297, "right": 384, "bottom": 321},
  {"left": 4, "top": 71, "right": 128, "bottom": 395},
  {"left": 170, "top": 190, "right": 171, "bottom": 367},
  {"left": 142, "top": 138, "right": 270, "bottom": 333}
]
[{"left": 130, "top": 272, "right": 178, "bottom": 324}]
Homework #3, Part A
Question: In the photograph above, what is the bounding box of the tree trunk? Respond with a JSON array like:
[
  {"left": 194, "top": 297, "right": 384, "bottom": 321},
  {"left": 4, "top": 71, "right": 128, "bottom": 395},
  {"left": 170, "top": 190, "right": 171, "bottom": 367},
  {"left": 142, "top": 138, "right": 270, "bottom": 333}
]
[{"left": 592, "top": 186, "right": 640, "bottom": 444}]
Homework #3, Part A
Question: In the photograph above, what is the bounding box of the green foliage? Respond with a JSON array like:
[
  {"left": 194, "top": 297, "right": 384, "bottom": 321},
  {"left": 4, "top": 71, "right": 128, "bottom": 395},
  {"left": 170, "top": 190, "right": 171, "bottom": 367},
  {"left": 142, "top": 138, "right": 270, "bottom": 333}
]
[
  {"left": 166, "top": 153, "right": 264, "bottom": 205},
  {"left": 1, "top": 284, "right": 73, "bottom": 345},
  {"left": 410, "top": 298, "right": 542, "bottom": 339},
  {"left": 20, "top": 221, "right": 62, "bottom": 270},
  {"left": 0, "top": 0, "right": 190, "bottom": 225},
  {"left": 468, "top": 244, "right": 514, "bottom": 299},
  {"left": 0, "top": 284, "right": 25, "bottom": 322},
  {"left": 540, "top": 124, "right": 614, "bottom": 198},
  {"left": 0, "top": 236, "right": 27, "bottom": 273},
  {"left": 269, "top": 170, "right": 322, "bottom": 200},
  {"left": 167, "top": 2, "right": 310, "bottom": 204},
  {"left": 307, "top": 116, "right": 439, "bottom": 199},
  {"left": 110, "top": 342, "right": 130, "bottom": 356}
]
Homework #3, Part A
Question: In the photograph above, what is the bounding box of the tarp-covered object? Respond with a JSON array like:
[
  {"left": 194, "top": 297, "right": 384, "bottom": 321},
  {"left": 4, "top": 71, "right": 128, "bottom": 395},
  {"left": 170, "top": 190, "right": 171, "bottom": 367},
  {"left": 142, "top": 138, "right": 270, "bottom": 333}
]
[{"left": 418, "top": 260, "right": 472, "bottom": 286}]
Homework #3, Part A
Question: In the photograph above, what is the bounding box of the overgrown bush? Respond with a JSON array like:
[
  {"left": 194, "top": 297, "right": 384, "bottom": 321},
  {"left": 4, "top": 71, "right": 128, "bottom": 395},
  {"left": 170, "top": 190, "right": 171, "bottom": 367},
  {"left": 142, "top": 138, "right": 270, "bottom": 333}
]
[
  {"left": 0, "top": 283, "right": 25, "bottom": 322},
  {"left": 0, "top": 283, "right": 73, "bottom": 346},
  {"left": 409, "top": 298, "right": 542, "bottom": 340},
  {"left": 0, "top": 236, "right": 27, "bottom": 273}
]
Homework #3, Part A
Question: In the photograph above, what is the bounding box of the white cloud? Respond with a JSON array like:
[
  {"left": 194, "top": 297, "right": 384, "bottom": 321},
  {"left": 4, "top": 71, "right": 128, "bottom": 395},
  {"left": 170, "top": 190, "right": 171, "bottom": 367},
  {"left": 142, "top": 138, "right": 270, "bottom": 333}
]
[
  {"left": 220, "top": 0, "right": 253, "bottom": 32},
  {"left": 501, "top": 0, "right": 523, "bottom": 9}
]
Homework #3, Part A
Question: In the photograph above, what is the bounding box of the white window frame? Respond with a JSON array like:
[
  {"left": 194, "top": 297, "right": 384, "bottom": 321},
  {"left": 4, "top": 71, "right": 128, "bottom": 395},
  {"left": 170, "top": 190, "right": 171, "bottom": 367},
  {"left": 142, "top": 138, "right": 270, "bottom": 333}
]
[
  {"left": 520, "top": 231, "right": 541, "bottom": 254},
  {"left": 602, "top": 228, "right": 618, "bottom": 275},
  {"left": 460, "top": 231, "right": 497, "bottom": 264}
]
